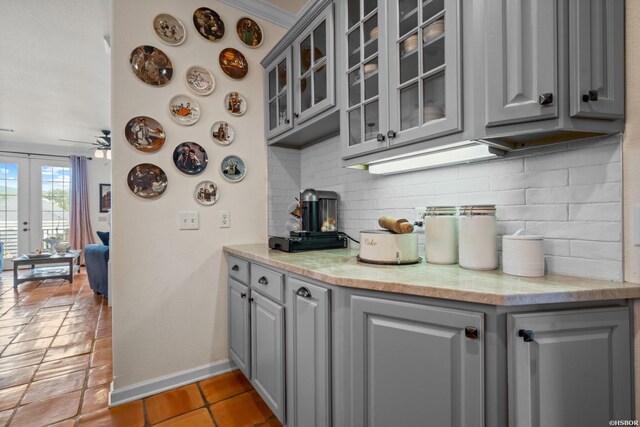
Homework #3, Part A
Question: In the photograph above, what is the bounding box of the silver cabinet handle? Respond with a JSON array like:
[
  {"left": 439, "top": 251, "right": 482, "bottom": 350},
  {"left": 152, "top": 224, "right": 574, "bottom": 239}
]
[
  {"left": 258, "top": 276, "right": 269, "bottom": 285},
  {"left": 231, "top": 265, "right": 239, "bottom": 271},
  {"left": 582, "top": 89, "right": 598, "bottom": 102},
  {"left": 296, "top": 287, "right": 312, "bottom": 298}
]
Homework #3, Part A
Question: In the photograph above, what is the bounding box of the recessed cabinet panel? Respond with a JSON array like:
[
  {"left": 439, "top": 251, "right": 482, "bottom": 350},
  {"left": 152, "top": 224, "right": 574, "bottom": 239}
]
[
  {"left": 251, "top": 292, "right": 286, "bottom": 422},
  {"left": 288, "top": 278, "right": 331, "bottom": 427},
  {"left": 569, "top": 0, "right": 624, "bottom": 119},
  {"left": 508, "top": 307, "right": 631, "bottom": 427},
  {"left": 350, "top": 296, "right": 484, "bottom": 427},
  {"left": 485, "top": 0, "right": 558, "bottom": 127},
  {"left": 228, "top": 278, "right": 250, "bottom": 378}
]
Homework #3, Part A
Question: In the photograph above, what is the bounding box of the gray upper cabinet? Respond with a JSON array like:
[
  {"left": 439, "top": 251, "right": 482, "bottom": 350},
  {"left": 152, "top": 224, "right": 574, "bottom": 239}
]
[
  {"left": 485, "top": 0, "right": 558, "bottom": 127},
  {"left": 287, "top": 278, "right": 331, "bottom": 427},
  {"left": 293, "top": 5, "right": 336, "bottom": 125},
  {"left": 508, "top": 306, "right": 631, "bottom": 427},
  {"left": 569, "top": 0, "right": 624, "bottom": 119},
  {"left": 263, "top": 1, "right": 338, "bottom": 147},
  {"left": 265, "top": 48, "right": 294, "bottom": 140},
  {"left": 350, "top": 295, "right": 484, "bottom": 427},
  {"left": 251, "top": 291, "right": 286, "bottom": 422},
  {"left": 388, "top": 0, "right": 462, "bottom": 147},
  {"left": 228, "top": 278, "right": 250, "bottom": 378}
]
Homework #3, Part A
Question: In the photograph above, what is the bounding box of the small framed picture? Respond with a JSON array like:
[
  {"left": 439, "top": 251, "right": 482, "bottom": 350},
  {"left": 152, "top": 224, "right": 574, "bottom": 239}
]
[{"left": 99, "top": 184, "right": 111, "bottom": 213}]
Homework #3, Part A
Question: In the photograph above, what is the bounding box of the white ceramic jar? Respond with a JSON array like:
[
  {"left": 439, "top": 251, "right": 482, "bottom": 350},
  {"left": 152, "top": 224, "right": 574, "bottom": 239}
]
[
  {"left": 458, "top": 205, "right": 498, "bottom": 270},
  {"left": 424, "top": 206, "right": 458, "bottom": 264},
  {"left": 502, "top": 229, "right": 545, "bottom": 277}
]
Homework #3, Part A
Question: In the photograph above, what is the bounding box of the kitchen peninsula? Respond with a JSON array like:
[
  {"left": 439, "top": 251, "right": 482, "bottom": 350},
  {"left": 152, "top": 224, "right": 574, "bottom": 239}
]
[{"left": 225, "top": 244, "right": 640, "bottom": 427}]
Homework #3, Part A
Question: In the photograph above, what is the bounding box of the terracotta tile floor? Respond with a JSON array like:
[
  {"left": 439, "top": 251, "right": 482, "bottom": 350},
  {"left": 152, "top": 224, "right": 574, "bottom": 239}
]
[{"left": 0, "top": 270, "right": 281, "bottom": 426}]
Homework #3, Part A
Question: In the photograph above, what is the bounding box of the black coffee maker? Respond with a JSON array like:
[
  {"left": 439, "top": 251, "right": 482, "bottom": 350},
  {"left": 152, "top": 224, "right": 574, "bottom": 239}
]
[{"left": 269, "top": 189, "right": 347, "bottom": 252}]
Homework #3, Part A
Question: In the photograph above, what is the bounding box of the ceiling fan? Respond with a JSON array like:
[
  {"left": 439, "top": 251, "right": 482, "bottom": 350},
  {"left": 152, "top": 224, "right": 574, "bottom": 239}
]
[{"left": 59, "top": 130, "right": 111, "bottom": 158}]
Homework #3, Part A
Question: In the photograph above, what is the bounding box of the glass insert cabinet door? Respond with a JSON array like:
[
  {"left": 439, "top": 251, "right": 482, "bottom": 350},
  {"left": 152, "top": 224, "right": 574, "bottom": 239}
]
[
  {"left": 265, "top": 49, "right": 293, "bottom": 139},
  {"left": 387, "top": 0, "right": 462, "bottom": 147},
  {"left": 293, "top": 5, "right": 336, "bottom": 124},
  {"left": 342, "top": 0, "right": 390, "bottom": 158}
]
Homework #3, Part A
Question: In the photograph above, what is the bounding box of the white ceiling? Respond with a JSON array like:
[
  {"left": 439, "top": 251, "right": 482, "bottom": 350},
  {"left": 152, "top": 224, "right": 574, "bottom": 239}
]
[
  {"left": 0, "top": 0, "right": 111, "bottom": 149},
  {"left": 0, "top": 0, "right": 309, "bottom": 151}
]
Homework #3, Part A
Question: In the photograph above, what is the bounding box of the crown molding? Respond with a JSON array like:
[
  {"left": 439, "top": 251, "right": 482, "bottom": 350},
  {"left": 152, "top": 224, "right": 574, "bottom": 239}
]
[{"left": 218, "top": 0, "right": 297, "bottom": 28}]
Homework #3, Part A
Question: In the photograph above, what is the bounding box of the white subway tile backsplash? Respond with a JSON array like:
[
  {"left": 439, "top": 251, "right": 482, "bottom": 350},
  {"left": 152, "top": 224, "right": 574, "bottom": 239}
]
[{"left": 268, "top": 135, "right": 622, "bottom": 281}]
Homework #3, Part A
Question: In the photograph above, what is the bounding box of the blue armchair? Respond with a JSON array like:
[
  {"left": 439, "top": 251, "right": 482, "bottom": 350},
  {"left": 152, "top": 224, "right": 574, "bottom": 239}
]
[{"left": 84, "top": 244, "right": 109, "bottom": 296}]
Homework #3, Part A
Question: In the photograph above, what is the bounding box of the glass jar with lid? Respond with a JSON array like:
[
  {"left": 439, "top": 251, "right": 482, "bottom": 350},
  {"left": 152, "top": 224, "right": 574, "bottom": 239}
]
[
  {"left": 424, "top": 206, "right": 458, "bottom": 265},
  {"left": 458, "top": 205, "right": 498, "bottom": 270}
]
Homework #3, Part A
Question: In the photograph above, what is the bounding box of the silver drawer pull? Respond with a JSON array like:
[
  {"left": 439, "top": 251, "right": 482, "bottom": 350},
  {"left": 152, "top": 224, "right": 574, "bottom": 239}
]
[
  {"left": 296, "top": 287, "right": 312, "bottom": 298},
  {"left": 258, "top": 276, "right": 269, "bottom": 285},
  {"left": 231, "top": 265, "right": 240, "bottom": 271}
]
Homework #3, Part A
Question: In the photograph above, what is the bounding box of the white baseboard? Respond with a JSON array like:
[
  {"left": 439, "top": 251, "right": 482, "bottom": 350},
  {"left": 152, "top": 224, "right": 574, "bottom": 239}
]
[{"left": 109, "top": 359, "right": 236, "bottom": 406}]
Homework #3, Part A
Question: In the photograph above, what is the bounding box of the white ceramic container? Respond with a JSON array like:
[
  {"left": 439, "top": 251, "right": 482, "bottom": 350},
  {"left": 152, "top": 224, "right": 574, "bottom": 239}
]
[
  {"left": 424, "top": 206, "right": 458, "bottom": 264},
  {"left": 458, "top": 205, "right": 498, "bottom": 270},
  {"left": 359, "top": 230, "right": 419, "bottom": 264},
  {"left": 502, "top": 230, "right": 545, "bottom": 277}
]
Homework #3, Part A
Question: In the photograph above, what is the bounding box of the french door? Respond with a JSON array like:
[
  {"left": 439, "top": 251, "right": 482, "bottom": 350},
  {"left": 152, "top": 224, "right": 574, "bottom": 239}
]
[{"left": 0, "top": 156, "right": 71, "bottom": 270}]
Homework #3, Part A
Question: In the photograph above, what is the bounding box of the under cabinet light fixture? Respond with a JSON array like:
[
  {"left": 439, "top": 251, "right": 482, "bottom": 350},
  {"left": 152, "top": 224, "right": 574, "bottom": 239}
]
[
  {"left": 368, "top": 143, "right": 506, "bottom": 175},
  {"left": 0, "top": 128, "right": 15, "bottom": 133}
]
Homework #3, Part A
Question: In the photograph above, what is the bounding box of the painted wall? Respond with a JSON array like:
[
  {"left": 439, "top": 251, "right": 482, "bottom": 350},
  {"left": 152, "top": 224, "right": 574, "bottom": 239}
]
[
  {"left": 266, "top": 134, "right": 623, "bottom": 281},
  {"left": 110, "top": 0, "right": 285, "bottom": 393}
]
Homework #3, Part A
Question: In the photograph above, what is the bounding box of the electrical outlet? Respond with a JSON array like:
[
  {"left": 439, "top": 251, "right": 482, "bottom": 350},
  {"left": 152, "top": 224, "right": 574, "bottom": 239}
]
[
  {"left": 179, "top": 211, "right": 199, "bottom": 230},
  {"left": 219, "top": 210, "right": 230, "bottom": 228}
]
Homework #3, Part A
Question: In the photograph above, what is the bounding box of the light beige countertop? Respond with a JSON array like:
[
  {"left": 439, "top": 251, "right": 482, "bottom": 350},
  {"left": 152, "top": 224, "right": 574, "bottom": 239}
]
[{"left": 223, "top": 244, "right": 640, "bottom": 306}]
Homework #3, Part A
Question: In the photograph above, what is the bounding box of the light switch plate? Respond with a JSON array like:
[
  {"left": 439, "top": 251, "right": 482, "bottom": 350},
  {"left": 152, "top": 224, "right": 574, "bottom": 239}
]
[
  {"left": 179, "top": 211, "right": 199, "bottom": 230},
  {"left": 219, "top": 210, "right": 230, "bottom": 228}
]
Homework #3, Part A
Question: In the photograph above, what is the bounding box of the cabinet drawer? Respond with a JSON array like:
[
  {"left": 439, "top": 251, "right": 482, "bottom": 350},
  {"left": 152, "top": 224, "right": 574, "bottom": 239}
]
[
  {"left": 251, "top": 264, "right": 284, "bottom": 303},
  {"left": 228, "top": 256, "right": 249, "bottom": 285}
]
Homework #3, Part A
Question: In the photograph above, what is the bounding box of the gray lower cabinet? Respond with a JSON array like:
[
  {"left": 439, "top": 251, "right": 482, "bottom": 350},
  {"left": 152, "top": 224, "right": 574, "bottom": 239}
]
[
  {"left": 350, "top": 295, "right": 484, "bottom": 427},
  {"left": 251, "top": 291, "right": 286, "bottom": 422},
  {"left": 287, "top": 278, "right": 331, "bottom": 427},
  {"left": 228, "top": 278, "right": 250, "bottom": 378},
  {"left": 508, "top": 306, "right": 631, "bottom": 427}
]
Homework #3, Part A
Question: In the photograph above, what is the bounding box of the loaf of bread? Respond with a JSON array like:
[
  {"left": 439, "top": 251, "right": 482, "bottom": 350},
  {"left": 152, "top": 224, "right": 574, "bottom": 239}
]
[{"left": 378, "top": 216, "right": 414, "bottom": 234}]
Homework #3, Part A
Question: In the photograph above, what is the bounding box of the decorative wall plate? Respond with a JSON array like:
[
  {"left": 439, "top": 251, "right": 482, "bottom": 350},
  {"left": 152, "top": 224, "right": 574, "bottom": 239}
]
[
  {"left": 236, "top": 17, "right": 263, "bottom": 48},
  {"left": 129, "top": 45, "right": 173, "bottom": 86},
  {"left": 219, "top": 48, "right": 248, "bottom": 79},
  {"left": 194, "top": 180, "right": 220, "bottom": 206},
  {"left": 153, "top": 13, "right": 186, "bottom": 46},
  {"left": 224, "top": 92, "right": 247, "bottom": 116},
  {"left": 210, "top": 121, "right": 234, "bottom": 145},
  {"left": 220, "top": 155, "right": 246, "bottom": 182},
  {"left": 185, "top": 66, "right": 215, "bottom": 96},
  {"left": 124, "top": 116, "right": 165, "bottom": 152},
  {"left": 168, "top": 94, "right": 200, "bottom": 125},
  {"left": 127, "top": 164, "right": 168, "bottom": 199},
  {"left": 193, "top": 8, "right": 225, "bottom": 41},
  {"left": 172, "top": 142, "right": 208, "bottom": 175}
]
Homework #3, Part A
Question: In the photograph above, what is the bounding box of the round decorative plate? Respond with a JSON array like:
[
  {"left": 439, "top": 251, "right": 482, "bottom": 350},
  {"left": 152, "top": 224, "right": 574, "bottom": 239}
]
[
  {"left": 210, "top": 121, "right": 234, "bottom": 145},
  {"left": 127, "top": 164, "right": 168, "bottom": 199},
  {"left": 185, "top": 66, "right": 215, "bottom": 96},
  {"left": 236, "top": 17, "right": 263, "bottom": 48},
  {"left": 153, "top": 13, "right": 186, "bottom": 46},
  {"left": 193, "top": 8, "right": 225, "bottom": 41},
  {"left": 220, "top": 155, "right": 246, "bottom": 182},
  {"left": 129, "top": 45, "right": 173, "bottom": 87},
  {"left": 124, "top": 116, "right": 166, "bottom": 153},
  {"left": 224, "top": 92, "right": 247, "bottom": 116},
  {"left": 172, "top": 142, "right": 208, "bottom": 175},
  {"left": 194, "top": 180, "right": 220, "bottom": 206},
  {"left": 168, "top": 94, "right": 200, "bottom": 126},
  {"left": 219, "top": 48, "right": 248, "bottom": 79}
]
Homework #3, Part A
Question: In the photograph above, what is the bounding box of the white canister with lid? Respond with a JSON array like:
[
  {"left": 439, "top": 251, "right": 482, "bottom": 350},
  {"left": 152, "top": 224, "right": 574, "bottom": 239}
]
[
  {"left": 458, "top": 205, "right": 498, "bottom": 270},
  {"left": 502, "top": 229, "right": 545, "bottom": 277},
  {"left": 424, "top": 206, "right": 458, "bottom": 264}
]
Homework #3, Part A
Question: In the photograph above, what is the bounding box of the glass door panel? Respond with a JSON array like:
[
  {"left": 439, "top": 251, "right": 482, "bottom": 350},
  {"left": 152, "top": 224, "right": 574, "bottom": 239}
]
[
  {"left": 40, "top": 165, "right": 71, "bottom": 244},
  {"left": 265, "top": 50, "right": 293, "bottom": 139},
  {"left": 0, "top": 161, "right": 24, "bottom": 269}
]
